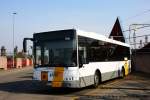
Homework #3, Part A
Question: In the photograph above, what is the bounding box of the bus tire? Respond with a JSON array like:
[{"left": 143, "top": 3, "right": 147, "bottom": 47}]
[
  {"left": 121, "top": 67, "right": 125, "bottom": 78},
  {"left": 93, "top": 71, "right": 100, "bottom": 88}
]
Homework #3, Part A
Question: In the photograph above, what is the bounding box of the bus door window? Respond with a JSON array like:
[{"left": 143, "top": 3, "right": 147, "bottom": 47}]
[
  {"left": 71, "top": 50, "right": 77, "bottom": 66},
  {"left": 44, "top": 47, "right": 49, "bottom": 65},
  {"left": 49, "top": 49, "right": 54, "bottom": 65},
  {"left": 36, "top": 46, "right": 41, "bottom": 65}
]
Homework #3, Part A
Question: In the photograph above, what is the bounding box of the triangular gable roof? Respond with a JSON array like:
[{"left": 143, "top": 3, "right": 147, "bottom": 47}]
[{"left": 109, "top": 17, "right": 125, "bottom": 42}]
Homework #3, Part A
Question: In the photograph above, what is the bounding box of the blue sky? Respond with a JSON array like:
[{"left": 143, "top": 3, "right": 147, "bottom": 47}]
[{"left": 0, "top": 0, "right": 150, "bottom": 52}]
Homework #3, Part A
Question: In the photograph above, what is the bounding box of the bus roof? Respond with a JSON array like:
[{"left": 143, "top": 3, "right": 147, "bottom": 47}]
[
  {"left": 76, "top": 30, "right": 130, "bottom": 47},
  {"left": 34, "top": 29, "right": 130, "bottom": 47}
]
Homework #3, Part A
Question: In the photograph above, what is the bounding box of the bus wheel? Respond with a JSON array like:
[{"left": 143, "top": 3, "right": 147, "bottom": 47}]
[
  {"left": 93, "top": 71, "right": 100, "bottom": 88},
  {"left": 121, "top": 68, "right": 125, "bottom": 78}
]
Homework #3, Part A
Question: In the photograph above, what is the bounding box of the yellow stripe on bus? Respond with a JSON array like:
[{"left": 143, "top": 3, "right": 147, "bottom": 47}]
[{"left": 52, "top": 67, "right": 64, "bottom": 87}]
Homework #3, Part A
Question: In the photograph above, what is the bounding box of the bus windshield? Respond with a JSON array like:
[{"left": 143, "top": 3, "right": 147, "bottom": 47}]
[{"left": 35, "top": 40, "right": 77, "bottom": 67}]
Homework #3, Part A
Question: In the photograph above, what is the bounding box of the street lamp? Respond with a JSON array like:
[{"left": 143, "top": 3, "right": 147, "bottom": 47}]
[{"left": 12, "top": 12, "right": 17, "bottom": 68}]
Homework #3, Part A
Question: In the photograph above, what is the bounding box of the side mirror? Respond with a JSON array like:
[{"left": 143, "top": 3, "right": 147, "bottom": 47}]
[
  {"left": 23, "top": 38, "right": 27, "bottom": 52},
  {"left": 23, "top": 38, "right": 34, "bottom": 53}
]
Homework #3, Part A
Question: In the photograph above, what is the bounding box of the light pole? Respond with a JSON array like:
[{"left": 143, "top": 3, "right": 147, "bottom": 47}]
[
  {"left": 129, "top": 24, "right": 132, "bottom": 46},
  {"left": 133, "top": 29, "right": 136, "bottom": 49},
  {"left": 12, "top": 12, "right": 17, "bottom": 68}
]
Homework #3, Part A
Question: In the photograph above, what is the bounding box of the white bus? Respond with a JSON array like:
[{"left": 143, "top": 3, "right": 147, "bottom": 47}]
[{"left": 23, "top": 29, "right": 131, "bottom": 88}]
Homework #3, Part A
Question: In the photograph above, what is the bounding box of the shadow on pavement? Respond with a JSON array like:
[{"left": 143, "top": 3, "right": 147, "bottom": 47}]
[
  {"left": 0, "top": 80, "right": 89, "bottom": 95},
  {"left": 0, "top": 72, "right": 149, "bottom": 96}
]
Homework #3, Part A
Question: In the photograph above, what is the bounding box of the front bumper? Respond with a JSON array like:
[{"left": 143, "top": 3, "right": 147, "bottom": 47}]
[
  {"left": 48, "top": 81, "right": 80, "bottom": 88},
  {"left": 34, "top": 80, "right": 81, "bottom": 88}
]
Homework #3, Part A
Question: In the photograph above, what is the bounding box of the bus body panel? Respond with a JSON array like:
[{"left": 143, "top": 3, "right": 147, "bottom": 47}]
[
  {"left": 78, "top": 60, "right": 131, "bottom": 87},
  {"left": 33, "top": 60, "right": 131, "bottom": 88}
]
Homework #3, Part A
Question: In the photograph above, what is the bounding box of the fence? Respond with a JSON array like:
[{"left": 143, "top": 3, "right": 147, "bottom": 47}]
[
  {"left": 0, "top": 56, "right": 7, "bottom": 70},
  {"left": 0, "top": 56, "right": 33, "bottom": 70}
]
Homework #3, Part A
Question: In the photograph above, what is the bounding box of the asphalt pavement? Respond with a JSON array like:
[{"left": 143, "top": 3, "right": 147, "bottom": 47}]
[{"left": 0, "top": 67, "right": 150, "bottom": 100}]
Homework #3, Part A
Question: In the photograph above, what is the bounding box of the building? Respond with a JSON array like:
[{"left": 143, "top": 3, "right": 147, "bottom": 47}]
[{"left": 133, "top": 43, "right": 150, "bottom": 73}]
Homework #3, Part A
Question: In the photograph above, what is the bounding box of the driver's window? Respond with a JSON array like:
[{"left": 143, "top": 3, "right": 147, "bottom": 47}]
[
  {"left": 79, "top": 46, "right": 87, "bottom": 64},
  {"left": 78, "top": 36, "right": 88, "bottom": 64}
]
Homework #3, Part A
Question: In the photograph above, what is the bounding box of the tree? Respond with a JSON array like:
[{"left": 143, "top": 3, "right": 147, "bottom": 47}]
[{"left": 1, "top": 46, "right": 6, "bottom": 56}]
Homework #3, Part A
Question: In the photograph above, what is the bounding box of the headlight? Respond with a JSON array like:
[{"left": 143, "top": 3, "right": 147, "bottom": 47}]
[{"left": 65, "top": 77, "right": 74, "bottom": 81}]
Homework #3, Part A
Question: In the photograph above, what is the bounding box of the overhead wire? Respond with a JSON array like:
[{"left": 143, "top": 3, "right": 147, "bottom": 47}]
[{"left": 125, "top": 9, "right": 150, "bottom": 21}]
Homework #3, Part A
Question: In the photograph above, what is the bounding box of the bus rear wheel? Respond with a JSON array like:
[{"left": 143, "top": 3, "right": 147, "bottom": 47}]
[
  {"left": 93, "top": 71, "right": 100, "bottom": 88},
  {"left": 121, "top": 68, "right": 125, "bottom": 78}
]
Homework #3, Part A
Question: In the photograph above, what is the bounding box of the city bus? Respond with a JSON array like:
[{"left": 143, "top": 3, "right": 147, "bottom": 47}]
[{"left": 23, "top": 29, "right": 131, "bottom": 88}]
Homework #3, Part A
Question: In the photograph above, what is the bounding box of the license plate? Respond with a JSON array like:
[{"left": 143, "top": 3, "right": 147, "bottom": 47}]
[{"left": 41, "top": 71, "right": 48, "bottom": 81}]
